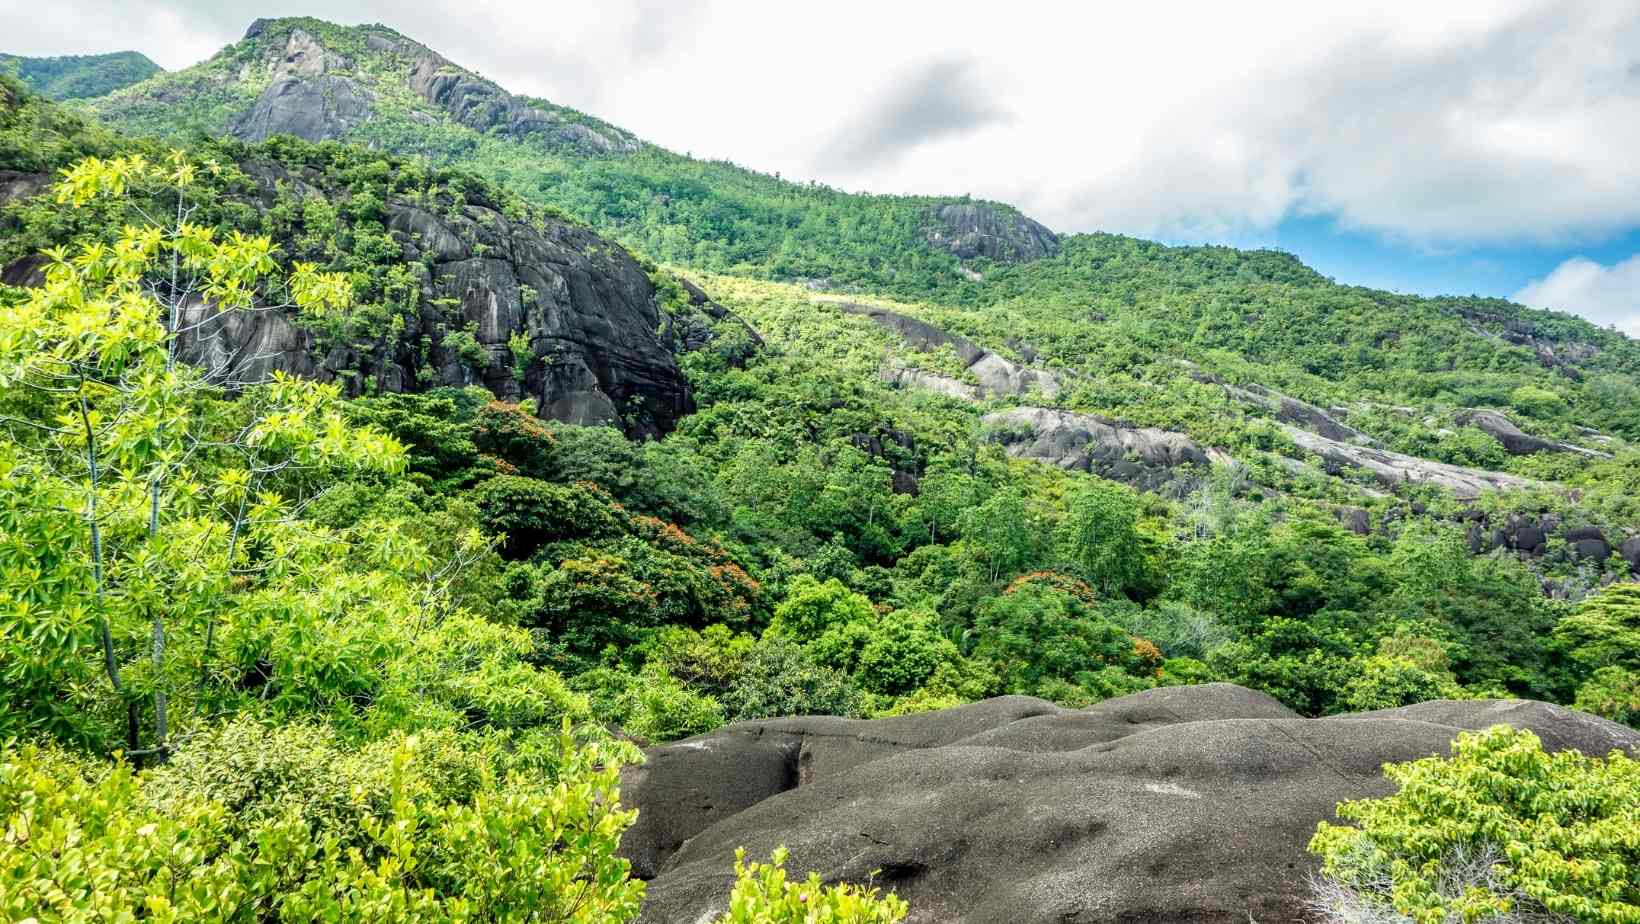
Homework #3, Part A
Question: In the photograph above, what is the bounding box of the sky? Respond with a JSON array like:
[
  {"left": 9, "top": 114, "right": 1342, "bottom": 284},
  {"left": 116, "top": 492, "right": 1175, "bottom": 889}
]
[{"left": 6, "top": 0, "right": 1640, "bottom": 334}]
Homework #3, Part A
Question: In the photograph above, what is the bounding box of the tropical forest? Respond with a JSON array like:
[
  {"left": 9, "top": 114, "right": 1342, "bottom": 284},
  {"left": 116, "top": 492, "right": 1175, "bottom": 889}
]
[{"left": 0, "top": 13, "right": 1637, "bottom": 924}]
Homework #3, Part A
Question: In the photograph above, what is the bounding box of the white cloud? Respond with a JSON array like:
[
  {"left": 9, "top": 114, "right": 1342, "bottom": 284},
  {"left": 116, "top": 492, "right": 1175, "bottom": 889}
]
[
  {"left": 1513, "top": 255, "right": 1640, "bottom": 337},
  {"left": 6, "top": 0, "right": 1640, "bottom": 253}
]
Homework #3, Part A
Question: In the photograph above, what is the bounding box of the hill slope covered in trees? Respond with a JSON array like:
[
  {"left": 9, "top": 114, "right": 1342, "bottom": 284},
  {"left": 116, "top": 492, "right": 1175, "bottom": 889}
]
[
  {"left": 3, "top": 15, "right": 1640, "bottom": 922},
  {"left": 0, "top": 50, "right": 160, "bottom": 100}
]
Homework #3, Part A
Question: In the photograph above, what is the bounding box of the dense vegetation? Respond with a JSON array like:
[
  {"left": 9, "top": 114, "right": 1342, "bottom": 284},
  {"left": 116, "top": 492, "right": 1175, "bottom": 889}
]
[
  {"left": 1, "top": 17, "right": 1639, "bottom": 918},
  {"left": 1311, "top": 726, "right": 1639, "bottom": 923},
  {"left": 0, "top": 51, "right": 160, "bottom": 101}
]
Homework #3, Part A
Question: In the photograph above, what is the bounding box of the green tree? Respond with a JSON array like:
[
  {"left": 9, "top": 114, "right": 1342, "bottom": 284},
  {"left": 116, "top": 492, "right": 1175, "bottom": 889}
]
[
  {"left": 1310, "top": 725, "right": 1640, "bottom": 924},
  {"left": 0, "top": 151, "right": 397, "bottom": 753},
  {"left": 1054, "top": 480, "right": 1145, "bottom": 596},
  {"left": 959, "top": 488, "right": 1047, "bottom": 583}
]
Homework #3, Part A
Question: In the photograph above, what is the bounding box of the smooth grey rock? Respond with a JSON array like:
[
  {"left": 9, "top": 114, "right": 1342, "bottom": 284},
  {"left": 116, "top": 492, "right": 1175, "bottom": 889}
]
[
  {"left": 627, "top": 685, "right": 1638, "bottom": 924},
  {"left": 1281, "top": 424, "right": 1539, "bottom": 500},
  {"left": 1565, "top": 526, "right": 1611, "bottom": 562},
  {"left": 1227, "top": 382, "right": 1375, "bottom": 444},
  {"left": 1623, "top": 535, "right": 1640, "bottom": 571},
  {"left": 233, "top": 73, "right": 373, "bottom": 143},
  {"left": 982, "top": 406, "right": 1206, "bottom": 492},
  {"left": 0, "top": 169, "right": 49, "bottom": 207},
  {"left": 1455, "top": 409, "right": 1605, "bottom": 458}
]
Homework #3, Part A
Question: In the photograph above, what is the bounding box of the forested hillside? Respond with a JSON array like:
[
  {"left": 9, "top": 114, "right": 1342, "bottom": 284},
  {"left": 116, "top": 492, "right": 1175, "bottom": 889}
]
[
  {"left": 3, "top": 14, "right": 1640, "bottom": 923},
  {"left": 0, "top": 50, "right": 160, "bottom": 100}
]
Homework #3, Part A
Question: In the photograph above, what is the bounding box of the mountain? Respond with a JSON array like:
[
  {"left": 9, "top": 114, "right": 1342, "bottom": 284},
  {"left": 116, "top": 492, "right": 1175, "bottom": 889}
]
[
  {"left": 4, "top": 16, "right": 1640, "bottom": 924},
  {"left": 0, "top": 50, "right": 160, "bottom": 100},
  {"left": 0, "top": 74, "right": 750, "bottom": 439},
  {"left": 87, "top": 17, "right": 1058, "bottom": 296}
]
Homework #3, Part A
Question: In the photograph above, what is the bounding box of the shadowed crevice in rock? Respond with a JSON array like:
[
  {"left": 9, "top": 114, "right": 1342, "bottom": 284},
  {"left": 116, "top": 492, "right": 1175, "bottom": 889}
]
[{"left": 622, "top": 684, "right": 1638, "bottom": 924}]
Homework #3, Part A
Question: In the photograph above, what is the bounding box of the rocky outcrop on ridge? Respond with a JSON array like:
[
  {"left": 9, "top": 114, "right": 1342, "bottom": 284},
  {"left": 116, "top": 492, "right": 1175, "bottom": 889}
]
[
  {"left": 1178, "top": 360, "right": 1373, "bottom": 445},
  {"left": 2, "top": 154, "right": 743, "bottom": 439},
  {"left": 623, "top": 684, "right": 1638, "bottom": 924},
  {"left": 226, "top": 20, "right": 638, "bottom": 154},
  {"left": 922, "top": 202, "right": 1060, "bottom": 263},
  {"left": 982, "top": 406, "right": 1208, "bottom": 493}
]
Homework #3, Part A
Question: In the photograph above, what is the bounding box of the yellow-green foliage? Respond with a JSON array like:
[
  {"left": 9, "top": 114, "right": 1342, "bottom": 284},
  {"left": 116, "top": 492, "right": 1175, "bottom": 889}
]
[
  {"left": 713, "top": 848, "right": 909, "bottom": 924},
  {"left": 1310, "top": 725, "right": 1640, "bottom": 924},
  {"left": 0, "top": 720, "right": 644, "bottom": 923}
]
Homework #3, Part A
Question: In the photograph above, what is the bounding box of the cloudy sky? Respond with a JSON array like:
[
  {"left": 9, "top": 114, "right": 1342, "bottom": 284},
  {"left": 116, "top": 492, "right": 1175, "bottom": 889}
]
[{"left": 9, "top": 0, "right": 1640, "bottom": 333}]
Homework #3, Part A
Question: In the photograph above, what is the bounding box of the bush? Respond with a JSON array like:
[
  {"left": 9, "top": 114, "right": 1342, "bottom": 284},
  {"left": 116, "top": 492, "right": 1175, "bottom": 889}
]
[
  {"left": 711, "top": 847, "right": 908, "bottom": 924},
  {"left": 720, "top": 638, "right": 865, "bottom": 721},
  {"left": 0, "top": 720, "right": 645, "bottom": 924},
  {"left": 575, "top": 665, "right": 725, "bottom": 742},
  {"left": 1309, "top": 725, "right": 1640, "bottom": 924},
  {"left": 472, "top": 475, "right": 626, "bottom": 558},
  {"left": 1574, "top": 666, "right": 1640, "bottom": 727}
]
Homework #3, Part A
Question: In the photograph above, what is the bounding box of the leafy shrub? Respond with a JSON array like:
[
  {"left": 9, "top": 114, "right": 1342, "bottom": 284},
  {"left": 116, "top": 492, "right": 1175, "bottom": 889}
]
[
  {"left": 711, "top": 847, "right": 908, "bottom": 924},
  {"left": 1310, "top": 725, "right": 1640, "bottom": 924},
  {"left": 472, "top": 476, "right": 626, "bottom": 558},
  {"left": 720, "top": 638, "right": 866, "bottom": 721},
  {"left": 0, "top": 721, "right": 645, "bottom": 924},
  {"left": 1574, "top": 666, "right": 1639, "bottom": 727},
  {"left": 574, "top": 665, "right": 725, "bottom": 742}
]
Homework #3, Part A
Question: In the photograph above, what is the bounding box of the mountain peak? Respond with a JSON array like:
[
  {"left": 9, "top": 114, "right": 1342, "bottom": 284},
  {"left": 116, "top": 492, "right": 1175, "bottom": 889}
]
[{"left": 92, "top": 16, "right": 639, "bottom": 157}]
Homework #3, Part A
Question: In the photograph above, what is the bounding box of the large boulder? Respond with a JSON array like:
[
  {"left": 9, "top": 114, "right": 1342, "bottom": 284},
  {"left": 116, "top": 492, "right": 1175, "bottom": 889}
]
[
  {"left": 1280, "top": 424, "right": 1539, "bottom": 500},
  {"left": 1454, "top": 409, "right": 1605, "bottom": 458},
  {"left": 982, "top": 406, "right": 1207, "bottom": 493},
  {"left": 625, "top": 685, "right": 1639, "bottom": 924}
]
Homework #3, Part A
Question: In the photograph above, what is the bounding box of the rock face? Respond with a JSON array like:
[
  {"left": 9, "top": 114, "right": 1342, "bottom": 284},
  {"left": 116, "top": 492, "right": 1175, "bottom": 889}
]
[
  {"left": 1622, "top": 535, "right": 1640, "bottom": 571},
  {"left": 232, "top": 27, "right": 372, "bottom": 142},
  {"left": 923, "top": 202, "right": 1059, "bottom": 263},
  {"left": 830, "top": 301, "right": 1064, "bottom": 400},
  {"left": 1228, "top": 383, "right": 1373, "bottom": 444},
  {"left": 1281, "top": 424, "right": 1539, "bottom": 500},
  {"left": 4, "top": 155, "right": 741, "bottom": 439},
  {"left": 230, "top": 20, "right": 637, "bottom": 155},
  {"left": 0, "top": 169, "right": 49, "bottom": 207},
  {"left": 1178, "top": 361, "right": 1374, "bottom": 445},
  {"left": 983, "top": 406, "right": 1207, "bottom": 493},
  {"left": 1455, "top": 409, "right": 1605, "bottom": 457},
  {"left": 623, "top": 684, "right": 1639, "bottom": 924},
  {"left": 236, "top": 73, "right": 373, "bottom": 143}
]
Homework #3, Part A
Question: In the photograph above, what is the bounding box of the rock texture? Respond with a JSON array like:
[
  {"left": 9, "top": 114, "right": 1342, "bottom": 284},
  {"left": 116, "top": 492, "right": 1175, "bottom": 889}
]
[
  {"left": 982, "top": 407, "right": 1207, "bottom": 493},
  {"left": 624, "top": 684, "right": 1639, "bottom": 924},
  {"left": 0, "top": 169, "right": 49, "bottom": 207},
  {"left": 1178, "top": 360, "right": 1374, "bottom": 445},
  {"left": 829, "top": 301, "right": 1064, "bottom": 400},
  {"left": 923, "top": 202, "right": 1059, "bottom": 263},
  {"left": 1228, "top": 384, "right": 1373, "bottom": 444},
  {"left": 1281, "top": 424, "right": 1539, "bottom": 500},
  {"left": 1455, "top": 409, "right": 1606, "bottom": 457},
  {"left": 229, "top": 20, "right": 637, "bottom": 155}
]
